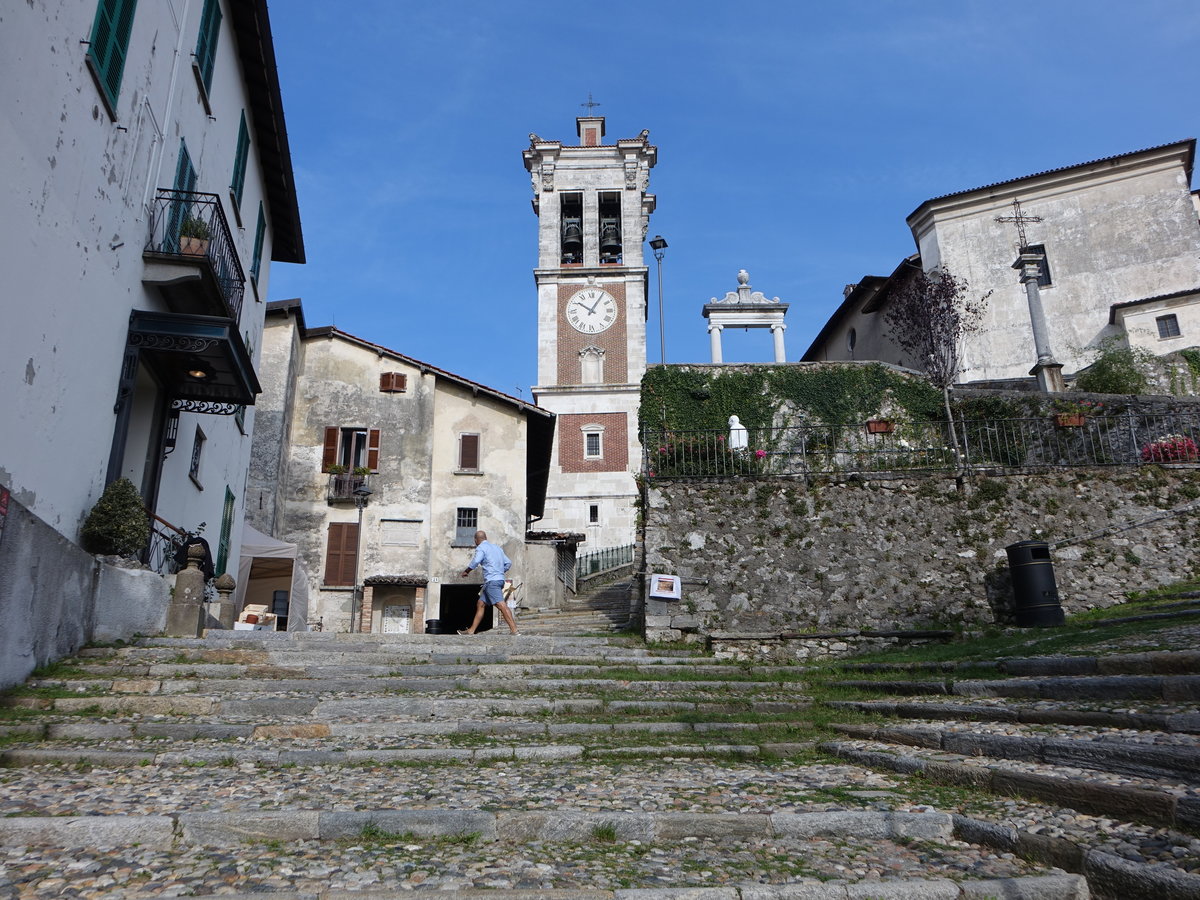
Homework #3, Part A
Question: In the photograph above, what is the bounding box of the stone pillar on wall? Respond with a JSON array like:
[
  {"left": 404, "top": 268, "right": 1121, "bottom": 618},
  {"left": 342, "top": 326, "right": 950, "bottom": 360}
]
[
  {"left": 360, "top": 584, "right": 375, "bottom": 634},
  {"left": 708, "top": 324, "right": 724, "bottom": 363},
  {"left": 165, "top": 543, "right": 206, "bottom": 637}
]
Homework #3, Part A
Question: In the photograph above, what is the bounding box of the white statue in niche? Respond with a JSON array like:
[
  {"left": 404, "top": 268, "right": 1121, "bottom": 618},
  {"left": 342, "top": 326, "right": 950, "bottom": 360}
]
[{"left": 728, "top": 415, "right": 748, "bottom": 450}]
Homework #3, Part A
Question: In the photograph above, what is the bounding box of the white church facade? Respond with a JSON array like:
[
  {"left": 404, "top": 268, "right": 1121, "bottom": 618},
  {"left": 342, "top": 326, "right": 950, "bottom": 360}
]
[{"left": 804, "top": 140, "right": 1200, "bottom": 384}]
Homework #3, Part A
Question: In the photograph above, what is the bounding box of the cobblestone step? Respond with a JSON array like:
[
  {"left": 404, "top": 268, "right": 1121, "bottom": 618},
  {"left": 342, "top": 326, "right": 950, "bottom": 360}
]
[
  {"left": 830, "top": 721, "right": 1200, "bottom": 783},
  {"left": 827, "top": 698, "right": 1200, "bottom": 734}
]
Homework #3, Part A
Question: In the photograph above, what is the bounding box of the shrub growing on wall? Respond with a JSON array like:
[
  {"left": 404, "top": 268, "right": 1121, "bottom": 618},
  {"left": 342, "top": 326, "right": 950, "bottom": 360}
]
[
  {"left": 81, "top": 477, "right": 150, "bottom": 557},
  {"left": 1074, "top": 338, "right": 1153, "bottom": 395}
]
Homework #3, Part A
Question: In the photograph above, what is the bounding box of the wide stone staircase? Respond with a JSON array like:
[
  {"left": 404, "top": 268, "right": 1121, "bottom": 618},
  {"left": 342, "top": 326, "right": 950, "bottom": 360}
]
[{"left": 1, "top": 625, "right": 1198, "bottom": 898}]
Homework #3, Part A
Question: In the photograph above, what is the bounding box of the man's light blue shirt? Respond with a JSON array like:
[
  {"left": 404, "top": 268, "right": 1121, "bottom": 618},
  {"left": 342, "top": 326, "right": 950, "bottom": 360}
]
[{"left": 468, "top": 541, "right": 511, "bottom": 582}]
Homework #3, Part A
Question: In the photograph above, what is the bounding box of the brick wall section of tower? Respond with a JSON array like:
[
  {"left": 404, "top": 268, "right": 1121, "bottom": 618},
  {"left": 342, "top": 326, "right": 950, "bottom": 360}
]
[
  {"left": 556, "top": 283, "right": 629, "bottom": 385},
  {"left": 558, "top": 412, "right": 628, "bottom": 473}
]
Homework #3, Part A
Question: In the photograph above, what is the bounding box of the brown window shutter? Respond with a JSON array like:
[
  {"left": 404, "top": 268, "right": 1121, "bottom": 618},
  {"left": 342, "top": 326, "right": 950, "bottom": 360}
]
[
  {"left": 459, "top": 433, "right": 479, "bottom": 470},
  {"left": 323, "top": 523, "right": 359, "bottom": 586},
  {"left": 322, "top": 427, "right": 339, "bottom": 471},
  {"left": 367, "top": 428, "right": 381, "bottom": 471},
  {"left": 379, "top": 372, "right": 408, "bottom": 393}
]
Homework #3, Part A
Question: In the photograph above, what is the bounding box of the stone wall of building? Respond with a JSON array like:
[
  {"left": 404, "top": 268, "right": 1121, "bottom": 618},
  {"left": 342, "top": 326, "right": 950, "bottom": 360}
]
[{"left": 643, "top": 466, "right": 1200, "bottom": 657}]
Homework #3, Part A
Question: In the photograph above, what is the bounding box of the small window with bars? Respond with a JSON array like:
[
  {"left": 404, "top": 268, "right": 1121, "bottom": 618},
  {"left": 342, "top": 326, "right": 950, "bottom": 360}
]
[
  {"left": 1157, "top": 314, "right": 1181, "bottom": 339},
  {"left": 454, "top": 507, "right": 478, "bottom": 547}
]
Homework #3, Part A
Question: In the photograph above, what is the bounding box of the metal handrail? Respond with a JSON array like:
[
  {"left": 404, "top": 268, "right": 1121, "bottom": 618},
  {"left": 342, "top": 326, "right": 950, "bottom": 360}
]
[
  {"left": 576, "top": 543, "right": 635, "bottom": 578},
  {"left": 145, "top": 189, "right": 245, "bottom": 321},
  {"left": 145, "top": 513, "right": 188, "bottom": 575},
  {"left": 643, "top": 412, "right": 1200, "bottom": 479}
]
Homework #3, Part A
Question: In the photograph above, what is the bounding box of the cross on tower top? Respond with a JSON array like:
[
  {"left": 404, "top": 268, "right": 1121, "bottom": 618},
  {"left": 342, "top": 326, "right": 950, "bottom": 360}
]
[
  {"left": 580, "top": 92, "right": 601, "bottom": 114},
  {"left": 995, "top": 198, "right": 1043, "bottom": 250}
]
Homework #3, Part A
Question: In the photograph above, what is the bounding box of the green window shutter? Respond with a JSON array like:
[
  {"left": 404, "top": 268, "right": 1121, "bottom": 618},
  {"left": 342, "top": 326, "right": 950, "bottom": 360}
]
[
  {"left": 165, "top": 140, "right": 197, "bottom": 252},
  {"left": 250, "top": 203, "right": 266, "bottom": 282},
  {"left": 87, "top": 0, "right": 138, "bottom": 113},
  {"left": 216, "top": 486, "right": 235, "bottom": 575},
  {"left": 230, "top": 111, "right": 250, "bottom": 209},
  {"left": 194, "top": 0, "right": 222, "bottom": 94}
]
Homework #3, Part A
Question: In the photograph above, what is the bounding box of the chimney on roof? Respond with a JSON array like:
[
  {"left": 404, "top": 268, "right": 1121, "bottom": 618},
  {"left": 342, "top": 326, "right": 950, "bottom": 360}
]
[{"left": 577, "top": 116, "right": 604, "bottom": 147}]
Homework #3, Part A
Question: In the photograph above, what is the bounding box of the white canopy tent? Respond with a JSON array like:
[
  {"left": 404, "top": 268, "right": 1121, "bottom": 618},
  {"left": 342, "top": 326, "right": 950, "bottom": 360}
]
[{"left": 233, "top": 524, "right": 311, "bottom": 631}]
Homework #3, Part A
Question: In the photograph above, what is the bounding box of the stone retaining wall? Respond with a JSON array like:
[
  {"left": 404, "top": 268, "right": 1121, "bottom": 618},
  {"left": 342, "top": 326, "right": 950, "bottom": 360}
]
[
  {"left": 643, "top": 466, "right": 1200, "bottom": 656},
  {"left": 0, "top": 490, "right": 168, "bottom": 689}
]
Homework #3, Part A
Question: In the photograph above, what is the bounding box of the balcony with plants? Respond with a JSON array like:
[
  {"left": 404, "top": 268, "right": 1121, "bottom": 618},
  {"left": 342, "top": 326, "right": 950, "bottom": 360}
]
[
  {"left": 143, "top": 190, "right": 245, "bottom": 322},
  {"left": 326, "top": 466, "right": 375, "bottom": 503}
]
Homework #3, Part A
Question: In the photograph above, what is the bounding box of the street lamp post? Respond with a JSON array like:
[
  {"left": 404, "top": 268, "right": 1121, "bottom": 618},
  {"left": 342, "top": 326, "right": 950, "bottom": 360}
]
[
  {"left": 350, "top": 484, "right": 372, "bottom": 633},
  {"left": 649, "top": 235, "right": 668, "bottom": 364}
]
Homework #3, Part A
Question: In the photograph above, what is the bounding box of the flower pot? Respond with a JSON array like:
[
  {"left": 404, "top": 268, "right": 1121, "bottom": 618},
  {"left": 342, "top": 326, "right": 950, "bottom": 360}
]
[
  {"left": 180, "top": 236, "right": 209, "bottom": 257},
  {"left": 866, "top": 419, "right": 894, "bottom": 434},
  {"left": 1055, "top": 413, "right": 1086, "bottom": 427}
]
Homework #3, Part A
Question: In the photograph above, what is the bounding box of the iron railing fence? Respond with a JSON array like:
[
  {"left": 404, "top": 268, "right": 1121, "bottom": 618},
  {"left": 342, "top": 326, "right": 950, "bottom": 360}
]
[
  {"left": 643, "top": 411, "right": 1200, "bottom": 479},
  {"left": 576, "top": 543, "right": 635, "bottom": 578},
  {"left": 145, "top": 189, "right": 245, "bottom": 321}
]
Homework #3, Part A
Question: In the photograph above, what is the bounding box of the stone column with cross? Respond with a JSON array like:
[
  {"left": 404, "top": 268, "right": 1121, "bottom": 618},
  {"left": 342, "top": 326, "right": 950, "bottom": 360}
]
[{"left": 996, "top": 199, "right": 1064, "bottom": 393}]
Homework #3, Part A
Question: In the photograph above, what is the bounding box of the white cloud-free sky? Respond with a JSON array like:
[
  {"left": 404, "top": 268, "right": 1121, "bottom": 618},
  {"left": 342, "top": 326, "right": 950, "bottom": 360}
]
[{"left": 266, "top": 0, "right": 1198, "bottom": 399}]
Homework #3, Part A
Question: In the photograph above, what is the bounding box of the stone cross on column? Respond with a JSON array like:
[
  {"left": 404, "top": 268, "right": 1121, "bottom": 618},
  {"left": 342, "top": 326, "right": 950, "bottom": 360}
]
[{"left": 996, "top": 199, "right": 1063, "bottom": 393}]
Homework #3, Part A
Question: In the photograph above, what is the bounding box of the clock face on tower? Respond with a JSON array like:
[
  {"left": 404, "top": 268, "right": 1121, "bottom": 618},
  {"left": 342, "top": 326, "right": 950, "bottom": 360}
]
[{"left": 566, "top": 288, "right": 618, "bottom": 334}]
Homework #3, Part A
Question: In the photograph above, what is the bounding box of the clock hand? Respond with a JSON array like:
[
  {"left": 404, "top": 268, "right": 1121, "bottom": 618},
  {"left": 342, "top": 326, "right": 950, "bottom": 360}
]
[{"left": 585, "top": 299, "right": 601, "bottom": 314}]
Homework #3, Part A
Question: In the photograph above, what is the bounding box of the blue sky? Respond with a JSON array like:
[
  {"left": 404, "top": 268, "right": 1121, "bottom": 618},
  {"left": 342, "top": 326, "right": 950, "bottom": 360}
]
[{"left": 266, "top": 1, "right": 1198, "bottom": 400}]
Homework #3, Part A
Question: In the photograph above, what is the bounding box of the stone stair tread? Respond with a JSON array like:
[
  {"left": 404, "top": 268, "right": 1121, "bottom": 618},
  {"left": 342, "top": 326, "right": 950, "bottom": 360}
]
[
  {"left": 827, "top": 697, "right": 1200, "bottom": 732},
  {"left": 823, "top": 737, "right": 1200, "bottom": 828},
  {"left": 830, "top": 721, "right": 1200, "bottom": 783}
]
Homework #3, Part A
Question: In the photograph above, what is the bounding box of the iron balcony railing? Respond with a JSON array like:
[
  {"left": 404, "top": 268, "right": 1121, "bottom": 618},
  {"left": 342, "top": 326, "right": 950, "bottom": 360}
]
[
  {"left": 327, "top": 473, "right": 374, "bottom": 502},
  {"left": 644, "top": 411, "right": 1200, "bottom": 479},
  {"left": 145, "top": 189, "right": 245, "bottom": 321},
  {"left": 576, "top": 543, "right": 635, "bottom": 579}
]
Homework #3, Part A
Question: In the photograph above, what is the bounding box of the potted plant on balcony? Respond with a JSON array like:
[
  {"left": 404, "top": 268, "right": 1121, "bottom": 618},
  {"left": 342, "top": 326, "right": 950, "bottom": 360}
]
[{"left": 179, "top": 215, "right": 211, "bottom": 257}]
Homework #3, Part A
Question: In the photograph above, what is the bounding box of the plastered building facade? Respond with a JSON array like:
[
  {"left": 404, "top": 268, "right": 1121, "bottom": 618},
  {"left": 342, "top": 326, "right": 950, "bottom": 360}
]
[
  {"left": 0, "top": 1, "right": 302, "bottom": 577},
  {"left": 248, "top": 302, "right": 555, "bottom": 634},
  {"left": 805, "top": 141, "right": 1200, "bottom": 384}
]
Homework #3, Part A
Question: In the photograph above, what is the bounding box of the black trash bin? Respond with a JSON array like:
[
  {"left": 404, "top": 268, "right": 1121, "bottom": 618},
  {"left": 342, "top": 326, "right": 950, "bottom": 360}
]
[
  {"left": 425, "top": 618, "right": 443, "bottom": 635},
  {"left": 1005, "top": 541, "right": 1065, "bottom": 627}
]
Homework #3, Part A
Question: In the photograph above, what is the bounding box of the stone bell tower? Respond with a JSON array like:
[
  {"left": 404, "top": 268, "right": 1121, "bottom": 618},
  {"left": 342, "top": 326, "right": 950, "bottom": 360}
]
[{"left": 523, "top": 117, "right": 657, "bottom": 550}]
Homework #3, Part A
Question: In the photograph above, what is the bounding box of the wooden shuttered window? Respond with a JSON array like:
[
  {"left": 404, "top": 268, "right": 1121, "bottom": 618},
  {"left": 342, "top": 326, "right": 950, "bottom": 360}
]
[
  {"left": 87, "top": 0, "right": 138, "bottom": 114},
  {"left": 367, "top": 428, "right": 381, "bottom": 471},
  {"left": 194, "top": 0, "right": 222, "bottom": 93},
  {"left": 458, "top": 433, "right": 480, "bottom": 471},
  {"left": 323, "top": 523, "right": 358, "bottom": 586},
  {"left": 322, "top": 426, "right": 382, "bottom": 473},
  {"left": 230, "top": 111, "right": 250, "bottom": 210},
  {"left": 322, "top": 427, "right": 339, "bottom": 471},
  {"left": 379, "top": 372, "right": 407, "bottom": 393}
]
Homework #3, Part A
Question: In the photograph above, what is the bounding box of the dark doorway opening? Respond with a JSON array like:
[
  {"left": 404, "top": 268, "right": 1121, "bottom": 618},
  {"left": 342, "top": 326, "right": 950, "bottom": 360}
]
[{"left": 438, "top": 584, "right": 493, "bottom": 634}]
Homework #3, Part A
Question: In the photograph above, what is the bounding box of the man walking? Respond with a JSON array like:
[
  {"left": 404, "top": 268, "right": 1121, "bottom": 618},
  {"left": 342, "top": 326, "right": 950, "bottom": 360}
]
[{"left": 458, "top": 530, "right": 519, "bottom": 635}]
